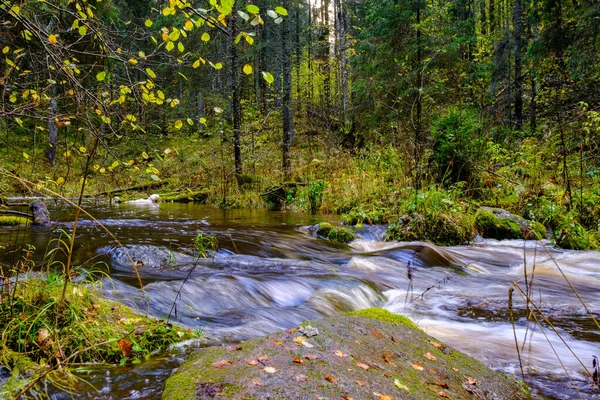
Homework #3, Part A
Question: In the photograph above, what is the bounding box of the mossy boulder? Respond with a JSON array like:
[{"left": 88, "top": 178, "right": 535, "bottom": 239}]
[
  {"left": 160, "top": 190, "right": 209, "bottom": 203},
  {"left": 475, "top": 207, "right": 546, "bottom": 241},
  {"left": 163, "top": 308, "right": 529, "bottom": 400},
  {"left": 0, "top": 216, "right": 29, "bottom": 226},
  {"left": 386, "top": 212, "right": 475, "bottom": 246},
  {"left": 316, "top": 222, "right": 355, "bottom": 244}
]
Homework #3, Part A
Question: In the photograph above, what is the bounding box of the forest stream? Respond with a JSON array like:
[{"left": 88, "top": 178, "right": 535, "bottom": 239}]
[{"left": 1, "top": 202, "right": 599, "bottom": 399}]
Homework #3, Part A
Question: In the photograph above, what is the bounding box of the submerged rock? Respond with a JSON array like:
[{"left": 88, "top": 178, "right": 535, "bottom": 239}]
[
  {"left": 163, "top": 308, "right": 529, "bottom": 399},
  {"left": 30, "top": 201, "right": 51, "bottom": 226}
]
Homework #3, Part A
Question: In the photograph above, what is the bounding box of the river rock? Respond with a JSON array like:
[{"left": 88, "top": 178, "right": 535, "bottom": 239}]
[
  {"left": 162, "top": 308, "right": 529, "bottom": 399},
  {"left": 30, "top": 201, "right": 51, "bottom": 226}
]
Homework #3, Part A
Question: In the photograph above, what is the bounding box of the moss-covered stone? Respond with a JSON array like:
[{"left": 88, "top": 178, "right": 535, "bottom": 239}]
[
  {"left": 344, "top": 308, "right": 420, "bottom": 330},
  {"left": 475, "top": 208, "right": 546, "bottom": 240},
  {"left": 163, "top": 309, "right": 529, "bottom": 399},
  {"left": 386, "top": 212, "right": 475, "bottom": 246},
  {"left": 160, "top": 190, "right": 209, "bottom": 203},
  {"left": 316, "top": 222, "right": 333, "bottom": 237},
  {"left": 327, "top": 227, "right": 355, "bottom": 243},
  {"left": 0, "top": 216, "right": 29, "bottom": 226}
]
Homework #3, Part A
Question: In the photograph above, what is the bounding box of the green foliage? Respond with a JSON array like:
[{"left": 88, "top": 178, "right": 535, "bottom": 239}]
[
  {"left": 308, "top": 180, "right": 326, "bottom": 213},
  {"left": 342, "top": 208, "right": 386, "bottom": 225},
  {"left": 431, "top": 106, "right": 484, "bottom": 186},
  {"left": 193, "top": 233, "right": 218, "bottom": 258},
  {"left": 386, "top": 212, "right": 475, "bottom": 246},
  {"left": 555, "top": 215, "right": 599, "bottom": 251},
  {"left": 475, "top": 209, "right": 522, "bottom": 240},
  {"left": 316, "top": 222, "right": 333, "bottom": 237}
]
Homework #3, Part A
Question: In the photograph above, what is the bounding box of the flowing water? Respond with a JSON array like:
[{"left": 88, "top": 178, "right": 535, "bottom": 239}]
[{"left": 1, "top": 202, "right": 600, "bottom": 399}]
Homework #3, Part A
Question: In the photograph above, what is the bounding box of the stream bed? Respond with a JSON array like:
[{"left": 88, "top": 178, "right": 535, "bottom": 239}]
[{"left": 1, "top": 202, "right": 599, "bottom": 399}]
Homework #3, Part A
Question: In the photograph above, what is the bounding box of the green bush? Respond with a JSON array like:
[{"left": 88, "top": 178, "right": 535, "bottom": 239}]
[
  {"left": 555, "top": 218, "right": 599, "bottom": 250},
  {"left": 475, "top": 209, "right": 522, "bottom": 240},
  {"left": 342, "top": 208, "right": 385, "bottom": 225}
]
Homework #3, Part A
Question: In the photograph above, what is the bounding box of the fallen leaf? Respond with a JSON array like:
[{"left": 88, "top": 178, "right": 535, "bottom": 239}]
[
  {"left": 301, "top": 341, "right": 314, "bottom": 348},
  {"left": 383, "top": 352, "right": 397, "bottom": 367},
  {"left": 429, "top": 340, "right": 442, "bottom": 348},
  {"left": 452, "top": 367, "right": 458, "bottom": 372},
  {"left": 334, "top": 350, "right": 348, "bottom": 357},
  {"left": 285, "top": 328, "right": 298, "bottom": 334},
  {"left": 247, "top": 359, "right": 259, "bottom": 366},
  {"left": 212, "top": 359, "right": 232, "bottom": 368},
  {"left": 226, "top": 345, "right": 242, "bottom": 351},
  {"left": 437, "top": 391, "right": 451, "bottom": 398},
  {"left": 355, "top": 380, "right": 366, "bottom": 386},
  {"left": 251, "top": 377, "right": 263, "bottom": 386},
  {"left": 379, "top": 395, "right": 394, "bottom": 400},
  {"left": 293, "top": 357, "right": 304, "bottom": 364},
  {"left": 325, "top": 374, "right": 338, "bottom": 383},
  {"left": 355, "top": 340, "right": 362, "bottom": 345},
  {"left": 118, "top": 339, "right": 133, "bottom": 357},
  {"left": 394, "top": 378, "right": 410, "bottom": 392},
  {"left": 356, "top": 362, "right": 370, "bottom": 370},
  {"left": 342, "top": 397, "right": 355, "bottom": 400},
  {"left": 391, "top": 335, "right": 397, "bottom": 342},
  {"left": 263, "top": 367, "right": 277, "bottom": 373},
  {"left": 384, "top": 371, "right": 392, "bottom": 377},
  {"left": 296, "top": 374, "right": 308, "bottom": 382},
  {"left": 428, "top": 381, "right": 449, "bottom": 389},
  {"left": 258, "top": 355, "right": 270, "bottom": 362},
  {"left": 465, "top": 376, "right": 477, "bottom": 385},
  {"left": 273, "top": 341, "right": 283, "bottom": 345},
  {"left": 293, "top": 336, "right": 307, "bottom": 345},
  {"left": 370, "top": 330, "right": 384, "bottom": 339},
  {"left": 424, "top": 352, "right": 437, "bottom": 361},
  {"left": 412, "top": 362, "right": 424, "bottom": 371},
  {"left": 304, "top": 353, "right": 320, "bottom": 360}
]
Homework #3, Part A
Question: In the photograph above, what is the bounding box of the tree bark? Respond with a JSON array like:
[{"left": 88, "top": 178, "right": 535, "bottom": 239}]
[
  {"left": 45, "top": 97, "right": 58, "bottom": 166},
  {"left": 230, "top": 10, "right": 242, "bottom": 175},
  {"left": 282, "top": 0, "right": 295, "bottom": 180},
  {"left": 514, "top": 0, "right": 523, "bottom": 129}
]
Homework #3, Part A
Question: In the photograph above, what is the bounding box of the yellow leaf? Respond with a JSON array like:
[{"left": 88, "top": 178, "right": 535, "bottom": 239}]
[
  {"left": 78, "top": 26, "right": 87, "bottom": 36},
  {"left": 141, "top": 151, "right": 149, "bottom": 159},
  {"left": 146, "top": 68, "right": 157, "bottom": 79},
  {"left": 245, "top": 35, "right": 254, "bottom": 45},
  {"left": 56, "top": 177, "right": 65, "bottom": 185},
  {"left": 186, "top": 118, "right": 194, "bottom": 125},
  {"left": 184, "top": 20, "right": 193, "bottom": 30},
  {"left": 174, "top": 120, "right": 183, "bottom": 129},
  {"left": 213, "top": 62, "right": 223, "bottom": 70},
  {"left": 192, "top": 59, "right": 200, "bottom": 68},
  {"left": 145, "top": 19, "right": 153, "bottom": 28},
  {"left": 201, "top": 32, "right": 210, "bottom": 42},
  {"left": 126, "top": 159, "right": 134, "bottom": 166},
  {"left": 128, "top": 58, "right": 138, "bottom": 65},
  {"left": 48, "top": 34, "right": 58, "bottom": 44},
  {"left": 166, "top": 41, "right": 175, "bottom": 51},
  {"left": 243, "top": 64, "right": 252, "bottom": 75},
  {"left": 22, "top": 152, "right": 29, "bottom": 160},
  {"left": 111, "top": 161, "right": 119, "bottom": 169},
  {"left": 178, "top": 42, "right": 184, "bottom": 52},
  {"left": 100, "top": 167, "right": 106, "bottom": 173},
  {"left": 2, "top": 46, "right": 9, "bottom": 54},
  {"left": 199, "top": 117, "right": 207, "bottom": 124},
  {"left": 168, "top": 29, "right": 180, "bottom": 41},
  {"left": 79, "top": 146, "right": 87, "bottom": 153}
]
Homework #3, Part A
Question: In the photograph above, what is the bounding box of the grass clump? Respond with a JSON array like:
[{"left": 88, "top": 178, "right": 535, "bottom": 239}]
[
  {"left": 345, "top": 308, "right": 420, "bottom": 330},
  {"left": 0, "top": 216, "right": 29, "bottom": 226},
  {"left": 555, "top": 217, "right": 599, "bottom": 250}
]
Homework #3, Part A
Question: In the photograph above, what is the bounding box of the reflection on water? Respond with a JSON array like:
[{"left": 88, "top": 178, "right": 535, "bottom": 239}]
[{"left": 1, "top": 202, "right": 600, "bottom": 399}]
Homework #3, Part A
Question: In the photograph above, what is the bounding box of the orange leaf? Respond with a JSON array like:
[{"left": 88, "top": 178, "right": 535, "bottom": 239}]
[
  {"left": 325, "top": 374, "right": 338, "bottom": 383},
  {"left": 273, "top": 341, "right": 283, "bottom": 345},
  {"left": 424, "top": 352, "right": 437, "bottom": 361},
  {"left": 356, "top": 362, "right": 370, "bottom": 370},
  {"left": 247, "top": 359, "right": 259, "bottom": 366},
  {"left": 258, "top": 355, "right": 270, "bottom": 362},
  {"left": 438, "top": 391, "right": 451, "bottom": 398},
  {"left": 429, "top": 340, "right": 442, "bottom": 348},
  {"left": 334, "top": 350, "right": 348, "bottom": 357},
  {"left": 412, "top": 362, "right": 424, "bottom": 371},
  {"left": 293, "top": 357, "right": 304, "bottom": 364},
  {"left": 383, "top": 352, "right": 397, "bottom": 367},
  {"left": 118, "top": 339, "right": 132, "bottom": 356},
  {"left": 212, "top": 359, "right": 233, "bottom": 368},
  {"left": 370, "top": 330, "right": 383, "bottom": 339},
  {"left": 379, "top": 395, "right": 394, "bottom": 400},
  {"left": 355, "top": 380, "right": 366, "bottom": 386},
  {"left": 343, "top": 397, "right": 355, "bottom": 400}
]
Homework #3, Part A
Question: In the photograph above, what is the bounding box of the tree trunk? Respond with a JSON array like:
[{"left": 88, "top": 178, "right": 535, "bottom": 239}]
[
  {"left": 514, "top": 0, "right": 523, "bottom": 129},
  {"left": 46, "top": 96, "right": 58, "bottom": 166},
  {"left": 282, "top": 0, "right": 295, "bottom": 180},
  {"left": 336, "top": 0, "right": 348, "bottom": 120},
  {"left": 230, "top": 10, "right": 242, "bottom": 175}
]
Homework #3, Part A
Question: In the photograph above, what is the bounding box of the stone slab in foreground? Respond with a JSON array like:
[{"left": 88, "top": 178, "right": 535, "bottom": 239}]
[{"left": 163, "top": 308, "right": 529, "bottom": 400}]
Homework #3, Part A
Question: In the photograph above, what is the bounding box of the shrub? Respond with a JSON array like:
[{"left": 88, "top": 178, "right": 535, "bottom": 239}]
[{"left": 555, "top": 217, "right": 599, "bottom": 250}]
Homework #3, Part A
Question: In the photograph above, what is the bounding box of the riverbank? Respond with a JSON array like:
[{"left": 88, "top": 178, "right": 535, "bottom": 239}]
[{"left": 163, "top": 308, "right": 529, "bottom": 399}]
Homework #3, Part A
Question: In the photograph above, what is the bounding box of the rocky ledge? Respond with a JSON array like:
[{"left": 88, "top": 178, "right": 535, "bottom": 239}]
[{"left": 163, "top": 308, "right": 529, "bottom": 399}]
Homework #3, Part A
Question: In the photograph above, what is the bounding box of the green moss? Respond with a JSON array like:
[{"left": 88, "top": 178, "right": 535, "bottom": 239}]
[
  {"left": 345, "top": 308, "right": 420, "bottom": 331},
  {"left": 475, "top": 209, "right": 522, "bottom": 240},
  {"left": 0, "top": 216, "right": 29, "bottom": 226},
  {"left": 386, "top": 212, "right": 475, "bottom": 246},
  {"left": 316, "top": 222, "right": 333, "bottom": 237},
  {"left": 160, "top": 189, "right": 209, "bottom": 203},
  {"left": 327, "top": 227, "right": 355, "bottom": 243},
  {"left": 161, "top": 367, "right": 197, "bottom": 400},
  {"left": 530, "top": 221, "right": 547, "bottom": 240}
]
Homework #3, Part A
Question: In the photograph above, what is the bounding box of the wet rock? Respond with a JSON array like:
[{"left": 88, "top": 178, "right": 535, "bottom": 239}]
[
  {"left": 298, "top": 324, "right": 319, "bottom": 337},
  {"left": 163, "top": 308, "right": 529, "bottom": 399},
  {"left": 30, "top": 201, "right": 51, "bottom": 226},
  {"left": 475, "top": 207, "right": 547, "bottom": 241}
]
